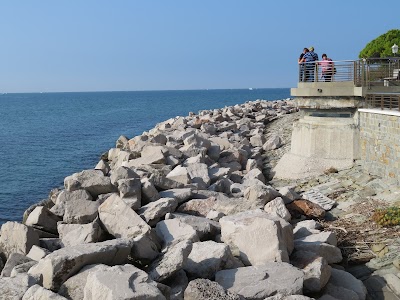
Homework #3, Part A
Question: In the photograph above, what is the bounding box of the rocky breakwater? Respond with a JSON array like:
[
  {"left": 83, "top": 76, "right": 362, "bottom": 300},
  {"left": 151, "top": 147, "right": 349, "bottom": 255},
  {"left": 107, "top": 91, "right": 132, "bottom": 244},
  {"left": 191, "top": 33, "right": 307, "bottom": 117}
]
[{"left": 0, "top": 99, "right": 367, "bottom": 300}]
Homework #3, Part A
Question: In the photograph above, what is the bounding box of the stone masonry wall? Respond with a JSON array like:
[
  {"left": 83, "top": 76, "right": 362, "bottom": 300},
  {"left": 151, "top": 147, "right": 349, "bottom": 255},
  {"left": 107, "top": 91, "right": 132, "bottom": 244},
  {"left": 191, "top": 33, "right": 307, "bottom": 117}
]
[{"left": 359, "top": 110, "right": 400, "bottom": 184}]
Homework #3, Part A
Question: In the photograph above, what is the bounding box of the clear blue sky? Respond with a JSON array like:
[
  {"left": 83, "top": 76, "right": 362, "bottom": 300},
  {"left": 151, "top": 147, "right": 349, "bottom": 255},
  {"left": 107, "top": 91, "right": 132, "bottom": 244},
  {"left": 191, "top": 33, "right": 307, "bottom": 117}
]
[{"left": 1, "top": 1, "right": 399, "bottom": 93}]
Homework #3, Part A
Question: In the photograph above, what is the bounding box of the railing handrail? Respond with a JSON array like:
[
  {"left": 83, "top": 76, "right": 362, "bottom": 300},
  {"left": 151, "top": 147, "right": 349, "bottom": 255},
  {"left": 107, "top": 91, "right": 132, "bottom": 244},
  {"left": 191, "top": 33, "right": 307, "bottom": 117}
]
[{"left": 298, "top": 58, "right": 400, "bottom": 87}]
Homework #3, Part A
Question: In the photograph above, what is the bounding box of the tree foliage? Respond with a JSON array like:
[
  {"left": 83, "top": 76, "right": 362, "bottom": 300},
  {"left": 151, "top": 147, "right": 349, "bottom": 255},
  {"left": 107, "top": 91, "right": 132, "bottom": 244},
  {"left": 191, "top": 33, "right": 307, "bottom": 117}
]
[{"left": 359, "top": 29, "right": 400, "bottom": 58}]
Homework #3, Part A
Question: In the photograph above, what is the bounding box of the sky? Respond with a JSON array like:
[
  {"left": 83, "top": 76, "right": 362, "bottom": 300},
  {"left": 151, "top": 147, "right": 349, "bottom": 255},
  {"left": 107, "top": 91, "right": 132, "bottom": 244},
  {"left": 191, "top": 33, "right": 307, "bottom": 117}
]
[{"left": 0, "top": 1, "right": 399, "bottom": 93}]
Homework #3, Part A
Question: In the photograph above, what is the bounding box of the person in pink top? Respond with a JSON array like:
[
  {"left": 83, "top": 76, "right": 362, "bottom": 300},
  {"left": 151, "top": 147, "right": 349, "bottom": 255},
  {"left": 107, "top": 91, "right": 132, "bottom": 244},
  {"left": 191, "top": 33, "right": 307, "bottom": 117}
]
[{"left": 319, "top": 53, "right": 334, "bottom": 82}]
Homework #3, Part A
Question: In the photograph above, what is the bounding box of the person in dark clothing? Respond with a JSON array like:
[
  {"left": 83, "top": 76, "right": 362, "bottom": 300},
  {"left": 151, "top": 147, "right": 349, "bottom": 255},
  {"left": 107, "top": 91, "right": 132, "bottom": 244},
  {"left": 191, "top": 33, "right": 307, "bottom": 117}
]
[
  {"left": 302, "top": 46, "right": 319, "bottom": 82},
  {"left": 298, "top": 48, "right": 309, "bottom": 82}
]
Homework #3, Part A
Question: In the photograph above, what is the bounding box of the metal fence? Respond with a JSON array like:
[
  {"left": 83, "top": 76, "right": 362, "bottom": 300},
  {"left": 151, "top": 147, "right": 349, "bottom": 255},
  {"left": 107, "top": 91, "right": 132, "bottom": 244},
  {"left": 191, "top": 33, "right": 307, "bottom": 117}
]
[
  {"left": 365, "top": 93, "right": 400, "bottom": 111},
  {"left": 298, "top": 58, "right": 400, "bottom": 87}
]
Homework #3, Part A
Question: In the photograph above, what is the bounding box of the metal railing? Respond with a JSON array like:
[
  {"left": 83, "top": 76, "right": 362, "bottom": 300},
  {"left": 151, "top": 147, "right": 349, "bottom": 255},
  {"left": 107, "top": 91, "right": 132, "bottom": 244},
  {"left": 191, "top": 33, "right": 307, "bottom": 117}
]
[
  {"left": 365, "top": 93, "right": 400, "bottom": 111},
  {"left": 298, "top": 58, "right": 400, "bottom": 87}
]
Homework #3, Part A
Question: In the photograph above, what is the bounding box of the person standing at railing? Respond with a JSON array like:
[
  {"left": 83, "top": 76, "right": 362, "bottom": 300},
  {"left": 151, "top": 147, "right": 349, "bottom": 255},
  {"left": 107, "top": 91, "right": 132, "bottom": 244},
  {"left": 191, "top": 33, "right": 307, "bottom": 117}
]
[
  {"left": 320, "top": 54, "right": 334, "bottom": 82},
  {"left": 298, "top": 48, "right": 309, "bottom": 82},
  {"left": 302, "top": 46, "right": 319, "bottom": 82}
]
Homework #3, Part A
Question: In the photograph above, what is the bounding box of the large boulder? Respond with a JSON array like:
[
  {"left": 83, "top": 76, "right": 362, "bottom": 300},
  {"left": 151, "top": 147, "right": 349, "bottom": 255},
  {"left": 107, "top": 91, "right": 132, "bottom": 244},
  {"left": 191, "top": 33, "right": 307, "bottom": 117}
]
[
  {"left": 25, "top": 206, "right": 62, "bottom": 234},
  {"left": 0, "top": 274, "right": 39, "bottom": 300},
  {"left": 50, "top": 190, "right": 93, "bottom": 217},
  {"left": 1, "top": 253, "right": 35, "bottom": 277},
  {"left": 98, "top": 193, "right": 151, "bottom": 239},
  {"left": 186, "top": 163, "right": 210, "bottom": 189},
  {"left": 324, "top": 268, "right": 367, "bottom": 300},
  {"left": 23, "top": 284, "right": 67, "bottom": 299},
  {"left": 0, "top": 222, "right": 39, "bottom": 259},
  {"left": 28, "top": 239, "right": 131, "bottom": 291},
  {"left": 159, "top": 188, "right": 192, "bottom": 204},
  {"left": 183, "top": 241, "right": 242, "bottom": 280},
  {"left": 84, "top": 264, "right": 166, "bottom": 300},
  {"left": 176, "top": 197, "right": 217, "bottom": 217},
  {"left": 215, "top": 262, "right": 304, "bottom": 300},
  {"left": 138, "top": 197, "right": 178, "bottom": 226},
  {"left": 148, "top": 240, "right": 193, "bottom": 282},
  {"left": 155, "top": 219, "right": 199, "bottom": 247},
  {"left": 64, "top": 169, "right": 115, "bottom": 198},
  {"left": 220, "top": 210, "right": 291, "bottom": 265},
  {"left": 243, "top": 184, "right": 280, "bottom": 207},
  {"left": 57, "top": 222, "right": 104, "bottom": 247}
]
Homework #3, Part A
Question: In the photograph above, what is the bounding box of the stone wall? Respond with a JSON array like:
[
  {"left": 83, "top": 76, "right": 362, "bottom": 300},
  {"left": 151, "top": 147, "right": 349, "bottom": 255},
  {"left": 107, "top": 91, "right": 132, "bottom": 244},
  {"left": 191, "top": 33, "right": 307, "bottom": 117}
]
[{"left": 359, "top": 109, "right": 400, "bottom": 184}]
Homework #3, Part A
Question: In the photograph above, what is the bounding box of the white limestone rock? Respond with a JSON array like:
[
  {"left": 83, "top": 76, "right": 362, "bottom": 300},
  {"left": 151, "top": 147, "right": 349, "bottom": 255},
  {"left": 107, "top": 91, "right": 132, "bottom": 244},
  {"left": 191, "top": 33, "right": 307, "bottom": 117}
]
[
  {"left": 220, "top": 210, "right": 290, "bottom": 265},
  {"left": 0, "top": 274, "right": 39, "bottom": 300},
  {"left": 57, "top": 222, "right": 104, "bottom": 247},
  {"left": 141, "top": 177, "right": 161, "bottom": 204},
  {"left": 0, "top": 222, "right": 39, "bottom": 259},
  {"left": 155, "top": 219, "right": 199, "bottom": 247},
  {"left": 84, "top": 264, "right": 165, "bottom": 300},
  {"left": 23, "top": 284, "right": 67, "bottom": 299},
  {"left": 25, "top": 206, "right": 62, "bottom": 234},
  {"left": 183, "top": 241, "right": 242, "bottom": 280},
  {"left": 166, "top": 165, "right": 191, "bottom": 185},
  {"left": 148, "top": 240, "right": 193, "bottom": 282},
  {"left": 215, "top": 262, "right": 304, "bottom": 300},
  {"left": 293, "top": 220, "right": 322, "bottom": 240},
  {"left": 98, "top": 193, "right": 151, "bottom": 239},
  {"left": 28, "top": 239, "right": 131, "bottom": 291},
  {"left": 264, "top": 197, "right": 292, "bottom": 221},
  {"left": 62, "top": 198, "right": 101, "bottom": 224},
  {"left": 64, "top": 169, "right": 115, "bottom": 198},
  {"left": 159, "top": 188, "right": 192, "bottom": 204},
  {"left": 291, "top": 250, "right": 331, "bottom": 293},
  {"left": 1, "top": 253, "right": 34, "bottom": 277},
  {"left": 50, "top": 189, "right": 93, "bottom": 217},
  {"left": 263, "top": 134, "right": 282, "bottom": 150},
  {"left": 27, "top": 245, "right": 50, "bottom": 261},
  {"left": 117, "top": 178, "right": 142, "bottom": 209},
  {"left": 294, "top": 242, "right": 342, "bottom": 264},
  {"left": 139, "top": 197, "right": 178, "bottom": 226},
  {"left": 187, "top": 163, "right": 211, "bottom": 189},
  {"left": 243, "top": 184, "right": 280, "bottom": 207},
  {"left": 295, "top": 231, "right": 337, "bottom": 247}
]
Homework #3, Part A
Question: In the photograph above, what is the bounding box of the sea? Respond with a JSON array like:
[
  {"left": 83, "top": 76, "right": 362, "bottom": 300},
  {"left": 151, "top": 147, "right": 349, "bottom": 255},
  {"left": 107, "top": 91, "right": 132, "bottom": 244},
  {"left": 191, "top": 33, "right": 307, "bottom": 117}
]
[{"left": 0, "top": 88, "right": 290, "bottom": 225}]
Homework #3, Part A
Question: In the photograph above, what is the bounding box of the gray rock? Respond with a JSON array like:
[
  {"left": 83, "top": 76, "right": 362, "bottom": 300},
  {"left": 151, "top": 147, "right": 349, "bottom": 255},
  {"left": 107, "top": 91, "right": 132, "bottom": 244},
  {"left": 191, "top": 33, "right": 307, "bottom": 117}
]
[
  {"left": 63, "top": 198, "right": 101, "bottom": 224},
  {"left": 141, "top": 178, "right": 161, "bottom": 204},
  {"left": 117, "top": 178, "right": 142, "bottom": 209},
  {"left": 263, "top": 134, "right": 282, "bottom": 150},
  {"left": 184, "top": 278, "right": 244, "bottom": 300},
  {"left": 215, "top": 262, "right": 304, "bottom": 300},
  {"left": 39, "top": 238, "right": 63, "bottom": 252},
  {"left": 109, "top": 166, "right": 139, "bottom": 185},
  {"left": 325, "top": 268, "right": 367, "bottom": 300},
  {"left": 10, "top": 261, "right": 38, "bottom": 277},
  {"left": 1, "top": 253, "right": 34, "bottom": 277},
  {"left": 295, "top": 231, "right": 337, "bottom": 247}
]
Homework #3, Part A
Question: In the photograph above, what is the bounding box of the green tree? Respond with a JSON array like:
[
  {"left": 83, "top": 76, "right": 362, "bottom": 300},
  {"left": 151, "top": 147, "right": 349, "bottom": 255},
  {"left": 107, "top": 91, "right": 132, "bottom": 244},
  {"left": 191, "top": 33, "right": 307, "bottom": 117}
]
[{"left": 359, "top": 29, "right": 400, "bottom": 58}]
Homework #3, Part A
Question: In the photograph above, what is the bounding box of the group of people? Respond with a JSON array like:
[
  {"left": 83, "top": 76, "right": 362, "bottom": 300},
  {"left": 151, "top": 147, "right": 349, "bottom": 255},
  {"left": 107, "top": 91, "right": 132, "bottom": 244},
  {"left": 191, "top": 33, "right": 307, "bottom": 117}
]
[{"left": 298, "top": 47, "right": 334, "bottom": 82}]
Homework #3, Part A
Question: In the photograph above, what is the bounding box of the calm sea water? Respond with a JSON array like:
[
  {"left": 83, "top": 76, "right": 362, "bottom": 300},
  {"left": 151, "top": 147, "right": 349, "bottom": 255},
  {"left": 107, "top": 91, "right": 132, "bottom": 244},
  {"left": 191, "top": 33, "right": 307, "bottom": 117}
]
[{"left": 0, "top": 88, "right": 290, "bottom": 224}]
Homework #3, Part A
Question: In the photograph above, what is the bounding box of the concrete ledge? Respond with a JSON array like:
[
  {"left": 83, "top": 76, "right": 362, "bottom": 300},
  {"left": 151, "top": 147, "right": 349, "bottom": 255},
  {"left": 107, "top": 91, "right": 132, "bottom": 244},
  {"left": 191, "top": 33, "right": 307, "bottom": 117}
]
[{"left": 358, "top": 108, "right": 400, "bottom": 117}]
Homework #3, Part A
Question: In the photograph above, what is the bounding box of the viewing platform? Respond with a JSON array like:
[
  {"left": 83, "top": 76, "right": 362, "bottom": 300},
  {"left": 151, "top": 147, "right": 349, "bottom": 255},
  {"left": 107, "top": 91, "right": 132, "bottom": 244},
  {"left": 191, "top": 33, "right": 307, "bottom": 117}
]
[{"left": 273, "top": 58, "right": 400, "bottom": 180}]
